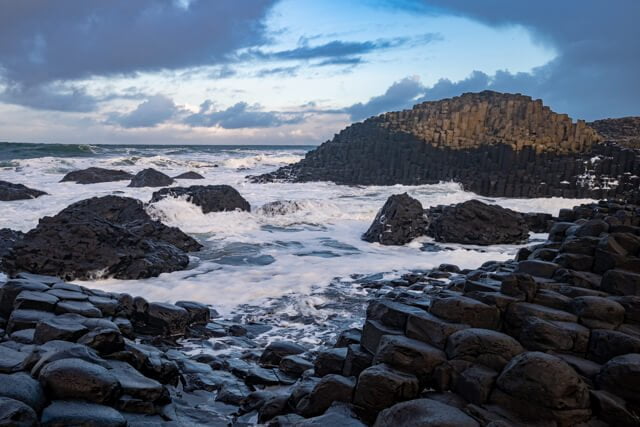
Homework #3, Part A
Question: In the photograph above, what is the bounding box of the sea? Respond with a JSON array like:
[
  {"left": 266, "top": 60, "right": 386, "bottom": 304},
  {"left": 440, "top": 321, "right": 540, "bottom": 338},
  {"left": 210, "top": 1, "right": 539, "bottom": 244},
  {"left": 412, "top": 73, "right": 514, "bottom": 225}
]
[{"left": 0, "top": 142, "right": 594, "bottom": 347}]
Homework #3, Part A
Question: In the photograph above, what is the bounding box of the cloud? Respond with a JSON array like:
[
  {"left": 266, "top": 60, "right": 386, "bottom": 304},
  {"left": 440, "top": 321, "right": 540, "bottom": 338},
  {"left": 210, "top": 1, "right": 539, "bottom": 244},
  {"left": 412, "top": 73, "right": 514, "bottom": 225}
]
[
  {"left": 344, "top": 76, "right": 427, "bottom": 121},
  {"left": 245, "top": 33, "right": 441, "bottom": 66},
  {"left": 394, "top": 0, "right": 640, "bottom": 119},
  {"left": 0, "top": 82, "right": 98, "bottom": 112},
  {"left": 106, "top": 95, "right": 178, "bottom": 128},
  {"left": 255, "top": 66, "right": 300, "bottom": 78},
  {"left": 0, "top": 0, "right": 277, "bottom": 111},
  {"left": 184, "top": 101, "right": 305, "bottom": 129}
]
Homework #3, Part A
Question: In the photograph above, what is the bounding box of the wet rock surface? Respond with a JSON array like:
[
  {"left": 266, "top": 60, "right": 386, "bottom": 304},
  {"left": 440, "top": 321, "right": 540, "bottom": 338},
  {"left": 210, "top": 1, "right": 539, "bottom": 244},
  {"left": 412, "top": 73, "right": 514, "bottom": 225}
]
[
  {"left": 60, "top": 167, "right": 134, "bottom": 184},
  {"left": 2, "top": 195, "right": 201, "bottom": 280},
  {"left": 0, "top": 180, "right": 47, "bottom": 201},
  {"left": 150, "top": 184, "right": 251, "bottom": 213},
  {"left": 0, "top": 199, "right": 639, "bottom": 426},
  {"left": 252, "top": 92, "right": 640, "bottom": 203},
  {"left": 173, "top": 171, "right": 205, "bottom": 180},
  {"left": 128, "top": 168, "right": 174, "bottom": 188},
  {"left": 362, "top": 193, "right": 427, "bottom": 245}
]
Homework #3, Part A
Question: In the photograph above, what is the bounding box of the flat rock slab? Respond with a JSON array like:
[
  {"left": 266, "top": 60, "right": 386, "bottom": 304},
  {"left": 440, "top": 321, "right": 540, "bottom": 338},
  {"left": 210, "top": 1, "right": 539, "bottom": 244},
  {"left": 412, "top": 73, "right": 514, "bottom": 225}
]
[{"left": 41, "top": 400, "right": 126, "bottom": 427}]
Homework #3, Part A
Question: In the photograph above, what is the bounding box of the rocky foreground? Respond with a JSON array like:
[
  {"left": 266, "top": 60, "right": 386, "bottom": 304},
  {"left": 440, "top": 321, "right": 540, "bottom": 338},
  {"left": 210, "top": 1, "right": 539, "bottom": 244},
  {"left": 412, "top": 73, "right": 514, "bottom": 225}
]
[
  {"left": 0, "top": 199, "right": 638, "bottom": 426},
  {"left": 252, "top": 91, "right": 640, "bottom": 203}
]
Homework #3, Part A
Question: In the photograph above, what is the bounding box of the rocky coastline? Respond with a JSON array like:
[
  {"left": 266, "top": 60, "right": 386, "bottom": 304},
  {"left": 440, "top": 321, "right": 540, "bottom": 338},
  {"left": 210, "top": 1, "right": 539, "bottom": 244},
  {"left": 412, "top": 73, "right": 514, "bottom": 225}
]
[
  {"left": 252, "top": 92, "right": 640, "bottom": 203},
  {"left": 0, "top": 196, "right": 639, "bottom": 425}
]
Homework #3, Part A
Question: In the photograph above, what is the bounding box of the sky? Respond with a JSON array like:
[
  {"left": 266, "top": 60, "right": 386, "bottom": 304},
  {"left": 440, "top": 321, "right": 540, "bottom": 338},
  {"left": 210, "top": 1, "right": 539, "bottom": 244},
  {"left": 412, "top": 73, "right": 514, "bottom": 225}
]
[{"left": 0, "top": 0, "right": 637, "bottom": 145}]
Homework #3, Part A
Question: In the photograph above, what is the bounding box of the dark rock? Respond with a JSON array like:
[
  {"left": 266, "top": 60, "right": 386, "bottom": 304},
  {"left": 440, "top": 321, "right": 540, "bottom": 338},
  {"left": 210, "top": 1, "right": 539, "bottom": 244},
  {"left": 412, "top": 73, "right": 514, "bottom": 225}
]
[
  {"left": 445, "top": 328, "right": 524, "bottom": 371},
  {"left": 258, "top": 394, "right": 289, "bottom": 423},
  {"left": 367, "top": 299, "right": 426, "bottom": 330},
  {"left": 588, "top": 329, "right": 640, "bottom": 363},
  {"left": 362, "top": 193, "right": 427, "bottom": 245},
  {"left": 590, "top": 389, "right": 640, "bottom": 427},
  {"left": 260, "top": 341, "right": 306, "bottom": 367},
  {"left": 294, "top": 402, "right": 365, "bottom": 427},
  {"left": 296, "top": 374, "right": 355, "bottom": 417},
  {"left": 426, "top": 200, "right": 529, "bottom": 245},
  {"left": 56, "top": 300, "right": 102, "bottom": 318},
  {"left": 145, "top": 303, "right": 189, "bottom": 336},
  {"left": 596, "top": 353, "right": 640, "bottom": 403},
  {"left": 60, "top": 167, "right": 133, "bottom": 184},
  {"left": 33, "top": 315, "right": 89, "bottom": 344},
  {"left": 499, "top": 273, "right": 537, "bottom": 302},
  {"left": 128, "top": 168, "right": 173, "bottom": 187},
  {"left": 495, "top": 351, "right": 590, "bottom": 410},
  {"left": 38, "top": 358, "right": 121, "bottom": 404},
  {"left": 374, "top": 334, "right": 446, "bottom": 382},
  {"left": 571, "top": 296, "right": 625, "bottom": 329},
  {"left": 314, "top": 347, "right": 348, "bottom": 377},
  {"left": 106, "top": 360, "right": 164, "bottom": 402},
  {"left": 514, "top": 260, "right": 560, "bottom": 278},
  {"left": 360, "top": 319, "right": 402, "bottom": 354},
  {"left": 150, "top": 185, "right": 250, "bottom": 213},
  {"left": 374, "top": 398, "right": 480, "bottom": 426},
  {"left": 0, "top": 372, "right": 45, "bottom": 413},
  {"left": 173, "top": 171, "right": 205, "bottom": 180},
  {"left": 215, "top": 381, "right": 251, "bottom": 406},
  {"left": 0, "top": 279, "right": 50, "bottom": 317},
  {"left": 353, "top": 364, "right": 420, "bottom": 412},
  {"left": 0, "top": 228, "right": 24, "bottom": 259},
  {"left": 505, "top": 302, "right": 577, "bottom": 331},
  {"left": 335, "top": 328, "right": 361, "bottom": 347},
  {"left": 0, "top": 345, "right": 28, "bottom": 373},
  {"left": 3, "top": 196, "right": 201, "bottom": 280},
  {"left": 77, "top": 328, "right": 124, "bottom": 354},
  {"left": 430, "top": 296, "right": 500, "bottom": 329},
  {"left": 453, "top": 364, "right": 498, "bottom": 405},
  {"left": 279, "top": 355, "right": 313, "bottom": 377},
  {"left": 175, "top": 301, "right": 210, "bottom": 324},
  {"left": 342, "top": 344, "right": 373, "bottom": 377},
  {"left": 602, "top": 269, "right": 640, "bottom": 296},
  {"left": 7, "top": 309, "right": 56, "bottom": 333},
  {"left": 0, "top": 180, "right": 47, "bottom": 201},
  {"left": 0, "top": 396, "right": 38, "bottom": 426},
  {"left": 14, "top": 290, "right": 59, "bottom": 312},
  {"left": 405, "top": 311, "right": 469, "bottom": 349},
  {"left": 519, "top": 317, "right": 589, "bottom": 354},
  {"left": 41, "top": 400, "right": 126, "bottom": 426}
]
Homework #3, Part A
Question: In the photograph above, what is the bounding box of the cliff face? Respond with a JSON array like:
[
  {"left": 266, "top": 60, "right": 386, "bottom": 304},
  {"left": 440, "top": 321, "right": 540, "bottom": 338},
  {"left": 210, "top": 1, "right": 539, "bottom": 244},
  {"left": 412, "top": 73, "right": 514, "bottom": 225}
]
[
  {"left": 377, "top": 91, "right": 600, "bottom": 154},
  {"left": 589, "top": 117, "right": 640, "bottom": 149},
  {"left": 253, "top": 91, "right": 640, "bottom": 202}
]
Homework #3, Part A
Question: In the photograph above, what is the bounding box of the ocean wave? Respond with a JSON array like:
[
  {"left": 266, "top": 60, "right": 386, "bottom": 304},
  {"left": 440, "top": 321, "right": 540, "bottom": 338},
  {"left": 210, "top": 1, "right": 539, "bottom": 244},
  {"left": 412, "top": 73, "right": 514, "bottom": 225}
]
[
  {"left": 222, "top": 154, "right": 303, "bottom": 170},
  {"left": 0, "top": 142, "right": 101, "bottom": 160}
]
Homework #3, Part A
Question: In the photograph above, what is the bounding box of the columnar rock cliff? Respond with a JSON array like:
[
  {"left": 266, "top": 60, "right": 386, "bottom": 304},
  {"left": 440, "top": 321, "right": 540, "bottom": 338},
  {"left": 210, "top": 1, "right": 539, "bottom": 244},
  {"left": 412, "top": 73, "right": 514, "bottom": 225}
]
[{"left": 253, "top": 91, "right": 640, "bottom": 202}]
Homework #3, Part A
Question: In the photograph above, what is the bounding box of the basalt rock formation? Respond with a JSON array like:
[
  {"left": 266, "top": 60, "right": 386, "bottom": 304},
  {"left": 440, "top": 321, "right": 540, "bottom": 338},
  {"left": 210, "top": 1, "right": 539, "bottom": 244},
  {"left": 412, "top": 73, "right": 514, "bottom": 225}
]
[
  {"left": 60, "top": 167, "right": 134, "bottom": 184},
  {"left": 150, "top": 185, "right": 251, "bottom": 213},
  {"left": 253, "top": 91, "right": 640, "bottom": 202},
  {"left": 589, "top": 117, "right": 640, "bottom": 149},
  {"left": 0, "top": 180, "right": 47, "bottom": 201},
  {"left": 2, "top": 196, "right": 202, "bottom": 280}
]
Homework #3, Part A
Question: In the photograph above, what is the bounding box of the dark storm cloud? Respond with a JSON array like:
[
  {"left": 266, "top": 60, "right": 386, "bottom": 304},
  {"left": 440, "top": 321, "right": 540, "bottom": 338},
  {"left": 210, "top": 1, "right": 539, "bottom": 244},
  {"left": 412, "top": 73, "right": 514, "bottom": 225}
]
[
  {"left": 395, "top": 0, "right": 640, "bottom": 119},
  {"left": 0, "top": 0, "right": 277, "bottom": 110},
  {"left": 245, "top": 33, "right": 441, "bottom": 66},
  {"left": 106, "top": 95, "right": 179, "bottom": 128},
  {"left": 184, "top": 102, "right": 305, "bottom": 129},
  {"left": 0, "top": 82, "right": 99, "bottom": 113},
  {"left": 344, "top": 77, "right": 426, "bottom": 121}
]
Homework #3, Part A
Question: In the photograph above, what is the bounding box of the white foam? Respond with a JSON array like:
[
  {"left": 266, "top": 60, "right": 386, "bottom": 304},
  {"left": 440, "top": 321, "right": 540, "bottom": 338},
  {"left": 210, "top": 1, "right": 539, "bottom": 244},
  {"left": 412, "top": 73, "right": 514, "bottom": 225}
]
[{"left": 0, "top": 146, "right": 594, "bottom": 315}]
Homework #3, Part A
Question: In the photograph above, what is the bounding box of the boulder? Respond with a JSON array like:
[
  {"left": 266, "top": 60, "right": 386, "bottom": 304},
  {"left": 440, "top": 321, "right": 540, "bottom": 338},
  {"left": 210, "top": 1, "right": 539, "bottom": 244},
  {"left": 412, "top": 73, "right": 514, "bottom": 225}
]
[
  {"left": 596, "top": 353, "right": 640, "bottom": 403},
  {"left": 150, "top": 185, "right": 250, "bottom": 213},
  {"left": 145, "top": 302, "right": 190, "bottom": 336},
  {"left": 260, "top": 341, "right": 306, "bottom": 367},
  {"left": 588, "top": 329, "right": 640, "bottom": 363},
  {"left": 495, "top": 352, "right": 590, "bottom": 410},
  {"left": 374, "top": 335, "right": 446, "bottom": 382},
  {"left": 405, "top": 311, "right": 469, "bottom": 349},
  {"left": 571, "top": 296, "right": 625, "bottom": 329},
  {"left": 34, "top": 315, "right": 89, "bottom": 344},
  {"left": 366, "top": 299, "right": 426, "bottom": 330},
  {"left": 257, "top": 200, "right": 305, "bottom": 216},
  {"left": 362, "top": 193, "right": 427, "bottom": 245},
  {"left": 280, "top": 355, "right": 313, "bottom": 377},
  {"left": 353, "top": 364, "right": 420, "bottom": 412},
  {"left": 175, "top": 301, "right": 210, "bottom": 324},
  {"left": 0, "top": 372, "right": 45, "bottom": 413},
  {"left": 519, "top": 317, "right": 590, "bottom": 354},
  {"left": 296, "top": 374, "right": 355, "bottom": 417},
  {"left": 41, "top": 400, "right": 126, "bottom": 427},
  {"left": 374, "top": 398, "right": 480, "bottom": 427},
  {"left": 426, "top": 200, "right": 529, "bottom": 245},
  {"left": 128, "top": 168, "right": 173, "bottom": 187},
  {"left": 0, "top": 397, "right": 38, "bottom": 426},
  {"left": 590, "top": 389, "right": 640, "bottom": 427},
  {"left": 430, "top": 296, "right": 500, "bottom": 330},
  {"left": 3, "top": 196, "right": 201, "bottom": 280},
  {"left": 314, "top": 347, "right": 348, "bottom": 377},
  {"left": 602, "top": 269, "right": 640, "bottom": 296},
  {"left": 361, "top": 319, "right": 403, "bottom": 354},
  {"left": 294, "top": 402, "right": 366, "bottom": 427},
  {"left": 60, "top": 167, "right": 133, "bottom": 184},
  {"left": 445, "top": 329, "right": 524, "bottom": 371},
  {"left": 343, "top": 344, "right": 373, "bottom": 377},
  {"left": 174, "top": 171, "right": 205, "bottom": 180},
  {"left": 452, "top": 364, "right": 498, "bottom": 405},
  {"left": 0, "top": 180, "right": 47, "bottom": 201},
  {"left": 38, "top": 358, "right": 121, "bottom": 404}
]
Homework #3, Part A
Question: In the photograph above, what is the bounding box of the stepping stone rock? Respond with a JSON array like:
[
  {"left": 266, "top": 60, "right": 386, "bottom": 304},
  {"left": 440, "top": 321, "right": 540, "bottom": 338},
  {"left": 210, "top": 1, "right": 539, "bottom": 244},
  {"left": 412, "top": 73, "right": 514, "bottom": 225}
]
[
  {"left": 571, "top": 296, "right": 625, "bottom": 329},
  {"left": 374, "top": 334, "right": 446, "bottom": 382},
  {"left": 41, "top": 400, "right": 126, "bottom": 427},
  {"left": 353, "top": 364, "right": 420, "bottom": 412},
  {"left": 128, "top": 168, "right": 173, "bottom": 187},
  {"left": 34, "top": 316, "right": 89, "bottom": 344},
  {"left": 296, "top": 374, "right": 355, "bottom": 417},
  {"left": 55, "top": 300, "right": 102, "bottom": 318},
  {"left": 260, "top": 341, "right": 306, "bottom": 367},
  {"left": 175, "top": 300, "right": 210, "bottom": 324},
  {"left": 314, "top": 347, "right": 348, "bottom": 377},
  {"left": 38, "top": 358, "right": 121, "bottom": 404},
  {"left": 361, "top": 319, "right": 403, "bottom": 354},
  {"left": 146, "top": 303, "right": 189, "bottom": 336},
  {"left": 596, "top": 353, "right": 640, "bottom": 403},
  {"left": 106, "top": 360, "right": 164, "bottom": 402},
  {"left": 60, "top": 167, "right": 134, "bottom": 184},
  {"left": 445, "top": 328, "right": 524, "bottom": 371},
  {"left": 279, "top": 355, "right": 313, "bottom": 377},
  {"left": 0, "top": 396, "right": 38, "bottom": 426},
  {"left": 0, "top": 372, "right": 45, "bottom": 413},
  {"left": 588, "top": 329, "right": 640, "bottom": 363},
  {"left": 405, "top": 311, "right": 469, "bottom": 349},
  {"left": 7, "top": 309, "right": 56, "bottom": 333},
  {"left": 430, "top": 296, "right": 500, "bottom": 330},
  {"left": 14, "top": 290, "right": 59, "bottom": 312},
  {"left": 374, "top": 398, "right": 480, "bottom": 427}
]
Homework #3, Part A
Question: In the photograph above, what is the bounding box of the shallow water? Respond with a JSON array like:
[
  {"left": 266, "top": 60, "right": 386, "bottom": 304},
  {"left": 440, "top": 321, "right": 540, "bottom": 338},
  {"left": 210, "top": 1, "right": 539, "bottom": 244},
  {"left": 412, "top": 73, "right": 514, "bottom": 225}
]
[{"left": 0, "top": 143, "right": 594, "bottom": 317}]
